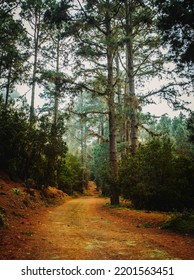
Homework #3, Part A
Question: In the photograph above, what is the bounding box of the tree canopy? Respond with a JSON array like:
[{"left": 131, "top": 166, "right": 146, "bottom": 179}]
[{"left": 156, "top": 0, "right": 194, "bottom": 66}]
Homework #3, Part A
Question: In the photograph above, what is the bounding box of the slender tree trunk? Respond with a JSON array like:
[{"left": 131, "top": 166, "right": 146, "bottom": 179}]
[
  {"left": 5, "top": 65, "right": 12, "bottom": 109},
  {"left": 30, "top": 11, "right": 39, "bottom": 123},
  {"left": 115, "top": 53, "right": 122, "bottom": 105},
  {"left": 108, "top": 51, "right": 118, "bottom": 180},
  {"left": 116, "top": 52, "right": 123, "bottom": 144},
  {"left": 79, "top": 92, "right": 88, "bottom": 189},
  {"left": 125, "top": 0, "right": 138, "bottom": 155},
  {"left": 105, "top": 7, "right": 119, "bottom": 205},
  {"left": 30, "top": 54, "right": 37, "bottom": 121},
  {"left": 127, "top": 41, "right": 138, "bottom": 155},
  {"left": 54, "top": 35, "right": 60, "bottom": 128},
  {"left": 108, "top": 57, "right": 119, "bottom": 205},
  {"left": 51, "top": 34, "right": 61, "bottom": 188},
  {"left": 124, "top": 47, "right": 131, "bottom": 145}
]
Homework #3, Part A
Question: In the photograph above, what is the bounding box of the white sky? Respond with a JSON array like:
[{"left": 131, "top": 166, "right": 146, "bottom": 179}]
[{"left": 145, "top": 76, "right": 191, "bottom": 116}]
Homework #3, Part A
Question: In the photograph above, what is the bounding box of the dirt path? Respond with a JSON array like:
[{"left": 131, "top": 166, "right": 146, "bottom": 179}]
[{"left": 1, "top": 187, "right": 194, "bottom": 260}]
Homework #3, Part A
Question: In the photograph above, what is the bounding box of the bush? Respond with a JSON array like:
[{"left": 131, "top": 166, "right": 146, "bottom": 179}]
[
  {"left": 58, "top": 153, "right": 84, "bottom": 195},
  {"left": 119, "top": 137, "right": 194, "bottom": 211},
  {"left": 0, "top": 213, "right": 5, "bottom": 226},
  {"left": 89, "top": 143, "right": 112, "bottom": 196},
  {"left": 0, "top": 100, "right": 68, "bottom": 188},
  {"left": 162, "top": 211, "right": 194, "bottom": 234},
  {"left": 13, "top": 188, "right": 21, "bottom": 196}
]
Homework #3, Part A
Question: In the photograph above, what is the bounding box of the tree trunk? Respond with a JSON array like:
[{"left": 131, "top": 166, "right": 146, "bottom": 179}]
[
  {"left": 30, "top": 11, "right": 39, "bottom": 123},
  {"left": 116, "top": 52, "right": 124, "bottom": 146},
  {"left": 106, "top": 8, "right": 119, "bottom": 205},
  {"left": 125, "top": 0, "right": 138, "bottom": 155},
  {"left": 80, "top": 91, "right": 88, "bottom": 189},
  {"left": 5, "top": 65, "right": 12, "bottom": 109},
  {"left": 54, "top": 35, "right": 60, "bottom": 128}
]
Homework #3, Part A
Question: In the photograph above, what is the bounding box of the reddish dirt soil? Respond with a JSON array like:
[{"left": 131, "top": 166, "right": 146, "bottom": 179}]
[{"left": 0, "top": 179, "right": 194, "bottom": 260}]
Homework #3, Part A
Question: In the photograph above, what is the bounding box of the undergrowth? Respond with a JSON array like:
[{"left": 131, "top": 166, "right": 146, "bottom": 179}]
[
  {"left": 161, "top": 211, "right": 194, "bottom": 234},
  {"left": 13, "top": 188, "right": 21, "bottom": 196},
  {"left": 0, "top": 213, "right": 5, "bottom": 226}
]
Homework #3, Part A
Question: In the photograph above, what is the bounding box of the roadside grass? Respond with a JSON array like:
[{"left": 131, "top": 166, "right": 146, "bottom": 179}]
[
  {"left": 105, "top": 197, "right": 133, "bottom": 209},
  {"left": 13, "top": 187, "right": 21, "bottom": 196},
  {"left": 149, "top": 249, "right": 172, "bottom": 260},
  {"left": 161, "top": 211, "right": 194, "bottom": 235},
  {"left": 104, "top": 198, "right": 194, "bottom": 235}
]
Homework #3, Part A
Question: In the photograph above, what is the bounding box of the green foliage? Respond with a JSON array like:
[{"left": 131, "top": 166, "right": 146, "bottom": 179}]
[
  {"left": 44, "top": 0, "right": 71, "bottom": 29},
  {"left": 58, "top": 153, "right": 83, "bottom": 195},
  {"left": 156, "top": 0, "right": 194, "bottom": 65},
  {"left": 89, "top": 143, "right": 111, "bottom": 196},
  {"left": 187, "top": 111, "right": 194, "bottom": 145},
  {"left": 0, "top": 100, "right": 29, "bottom": 176},
  {"left": 0, "top": 99, "right": 68, "bottom": 188},
  {"left": 144, "top": 222, "right": 153, "bottom": 228},
  {"left": 162, "top": 211, "right": 194, "bottom": 234},
  {"left": 119, "top": 137, "right": 194, "bottom": 211},
  {"left": 142, "top": 113, "right": 193, "bottom": 155},
  {"left": 0, "top": 2, "right": 30, "bottom": 96},
  {"left": 0, "top": 213, "right": 5, "bottom": 226},
  {"left": 13, "top": 188, "right": 21, "bottom": 196}
]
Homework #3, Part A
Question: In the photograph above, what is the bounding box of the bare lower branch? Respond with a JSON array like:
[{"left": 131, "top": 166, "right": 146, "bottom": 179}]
[
  {"left": 75, "top": 82, "right": 106, "bottom": 96},
  {"left": 140, "top": 81, "right": 191, "bottom": 100},
  {"left": 87, "top": 130, "right": 108, "bottom": 142},
  {"left": 139, "top": 123, "right": 162, "bottom": 137},
  {"left": 69, "top": 109, "right": 108, "bottom": 117}
]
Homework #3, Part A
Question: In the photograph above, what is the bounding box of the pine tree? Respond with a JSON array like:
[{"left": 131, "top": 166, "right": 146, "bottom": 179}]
[
  {"left": 0, "top": 0, "right": 29, "bottom": 108},
  {"left": 74, "top": 0, "right": 122, "bottom": 204},
  {"left": 20, "top": 0, "right": 55, "bottom": 122},
  {"left": 156, "top": 0, "right": 194, "bottom": 65}
]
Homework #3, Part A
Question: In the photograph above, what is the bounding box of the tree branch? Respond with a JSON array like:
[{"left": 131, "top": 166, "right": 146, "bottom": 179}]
[
  {"left": 139, "top": 123, "right": 162, "bottom": 137},
  {"left": 75, "top": 82, "right": 106, "bottom": 96},
  {"left": 69, "top": 109, "right": 108, "bottom": 117},
  {"left": 139, "top": 81, "right": 190, "bottom": 100},
  {"left": 134, "top": 49, "right": 156, "bottom": 76},
  {"left": 87, "top": 129, "right": 108, "bottom": 142}
]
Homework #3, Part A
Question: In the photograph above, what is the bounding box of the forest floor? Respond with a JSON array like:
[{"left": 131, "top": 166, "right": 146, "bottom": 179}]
[{"left": 0, "top": 177, "right": 194, "bottom": 260}]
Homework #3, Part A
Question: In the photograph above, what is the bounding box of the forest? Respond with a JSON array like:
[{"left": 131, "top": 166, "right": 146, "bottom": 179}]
[{"left": 0, "top": 0, "right": 194, "bottom": 214}]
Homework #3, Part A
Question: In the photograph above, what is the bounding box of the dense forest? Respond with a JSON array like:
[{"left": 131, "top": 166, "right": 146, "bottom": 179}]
[{"left": 0, "top": 0, "right": 194, "bottom": 212}]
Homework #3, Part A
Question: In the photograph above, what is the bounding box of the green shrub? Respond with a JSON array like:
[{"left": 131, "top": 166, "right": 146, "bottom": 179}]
[
  {"left": 0, "top": 100, "right": 67, "bottom": 188},
  {"left": 13, "top": 187, "right": 21, "bottom": 196},
  {"left": 162, "top": 211, "right": 194, "bottom": 234},
  {"left": 119, "top": 137, "right": 194, "bottom": 211},
  {"left": 58, "top": 153, "right": 84, "bottom": 195},
  {"left": 0, "top": 213, "right": 5, "bottom": 226},
  {"left": 89, "top": 143, "right": 111, "bottom": 196}
]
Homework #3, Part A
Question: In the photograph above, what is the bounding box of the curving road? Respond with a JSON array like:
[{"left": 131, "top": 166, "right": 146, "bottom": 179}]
[{"left": 26, "top": 196, "right": 194, "bottom": 260}]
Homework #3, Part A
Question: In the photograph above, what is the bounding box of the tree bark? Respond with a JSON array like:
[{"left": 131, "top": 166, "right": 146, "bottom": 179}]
[
  {"left": 30, "top": 11, "right": 39, "bottom": 123},
  {"left": 125, "top": 0, "right": 138, "bottom": 155},
  {"left": 105, "top": 7, "right": 119, "bottom": 205},
  {"left": 5, "top": 65, "right": 12, "bottom": 109},
  {"left": 116, "top": 52, "right": 124, "bottom": 145},
  {"left": 54, "top": 34, "right": 60, "bottom": 128}
]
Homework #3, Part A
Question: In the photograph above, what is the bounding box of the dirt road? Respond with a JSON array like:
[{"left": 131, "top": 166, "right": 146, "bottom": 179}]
[{"left": 1, "top": 185, "right": 194, "bottom": 260}]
